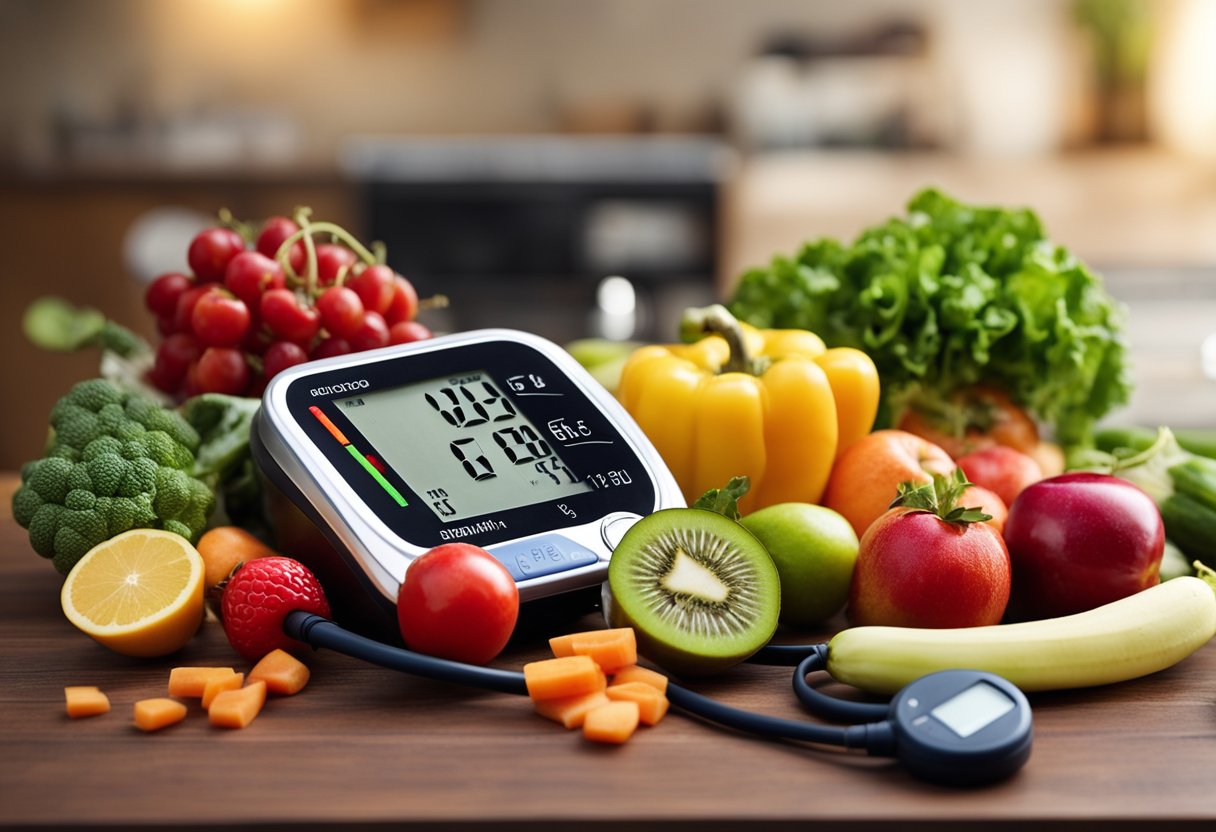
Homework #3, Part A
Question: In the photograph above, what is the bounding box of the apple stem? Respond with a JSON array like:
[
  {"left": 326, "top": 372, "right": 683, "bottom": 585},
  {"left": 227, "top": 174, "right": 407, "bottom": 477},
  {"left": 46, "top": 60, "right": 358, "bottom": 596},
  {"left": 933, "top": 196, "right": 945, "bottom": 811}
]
[{"left": 891, "top": 469, "right": 993, "bottom": 527}]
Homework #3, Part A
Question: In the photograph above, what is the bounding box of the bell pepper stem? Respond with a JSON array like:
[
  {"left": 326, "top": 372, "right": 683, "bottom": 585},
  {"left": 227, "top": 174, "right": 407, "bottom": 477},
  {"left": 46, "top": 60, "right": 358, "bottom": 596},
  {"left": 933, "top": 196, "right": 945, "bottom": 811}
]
[{"left": 680, "top": 304, "right": 756, "bottom": 375}]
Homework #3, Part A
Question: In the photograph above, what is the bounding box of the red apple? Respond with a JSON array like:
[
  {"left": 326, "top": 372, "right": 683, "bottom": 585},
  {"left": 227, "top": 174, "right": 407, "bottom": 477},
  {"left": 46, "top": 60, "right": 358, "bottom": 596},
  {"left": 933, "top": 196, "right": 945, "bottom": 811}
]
[
  {"left": 957, "top": 445, "right": 1042, "bottom": 509},
  {"left": 1002, "top": 473, "right": 1164, "bottom": 620}
]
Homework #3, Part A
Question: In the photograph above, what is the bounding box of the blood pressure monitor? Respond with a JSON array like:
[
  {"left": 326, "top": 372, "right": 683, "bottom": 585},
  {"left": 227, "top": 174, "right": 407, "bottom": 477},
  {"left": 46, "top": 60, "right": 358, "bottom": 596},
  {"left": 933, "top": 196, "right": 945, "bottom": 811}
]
[{"left": 251, "top": 329, "right": 684, "bottom": 631}]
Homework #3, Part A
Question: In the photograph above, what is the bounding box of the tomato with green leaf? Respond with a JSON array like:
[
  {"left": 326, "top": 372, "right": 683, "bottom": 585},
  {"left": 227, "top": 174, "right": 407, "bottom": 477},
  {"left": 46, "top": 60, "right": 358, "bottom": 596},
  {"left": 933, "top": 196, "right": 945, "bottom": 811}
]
[{"left": 848, "top": 470, "right": 1011, "bottom": 628}]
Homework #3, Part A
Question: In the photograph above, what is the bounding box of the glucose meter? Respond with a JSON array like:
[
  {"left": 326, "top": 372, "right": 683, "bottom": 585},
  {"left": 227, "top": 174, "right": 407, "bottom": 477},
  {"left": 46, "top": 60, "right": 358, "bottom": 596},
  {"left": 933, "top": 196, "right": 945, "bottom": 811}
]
[{"left": 251, "top": 329, "right": 684, "bottom": 630}]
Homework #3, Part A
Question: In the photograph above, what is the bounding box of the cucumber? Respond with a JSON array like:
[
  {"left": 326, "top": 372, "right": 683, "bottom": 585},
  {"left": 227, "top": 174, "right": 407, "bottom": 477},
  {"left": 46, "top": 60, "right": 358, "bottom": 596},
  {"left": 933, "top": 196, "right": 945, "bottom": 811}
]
[
  {"left": 1160, "top": 493, "right": 1216, "bottom": 570},
  {"left": 1096, "top": 426, "right": 1216, "bottom": 460}
]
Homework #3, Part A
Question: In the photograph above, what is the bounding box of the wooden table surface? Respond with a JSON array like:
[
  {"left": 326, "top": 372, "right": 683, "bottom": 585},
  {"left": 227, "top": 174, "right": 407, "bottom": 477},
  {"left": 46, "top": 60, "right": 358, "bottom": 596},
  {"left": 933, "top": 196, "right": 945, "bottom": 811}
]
[{"left": 3, "top": 473, "right": 1215, "bottom": 832}]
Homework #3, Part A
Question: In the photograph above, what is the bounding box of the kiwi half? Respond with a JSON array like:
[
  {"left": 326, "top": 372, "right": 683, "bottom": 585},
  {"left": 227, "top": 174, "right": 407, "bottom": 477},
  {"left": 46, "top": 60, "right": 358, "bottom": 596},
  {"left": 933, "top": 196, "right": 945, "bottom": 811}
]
[{"left": 605, "top": 508, "right": 780, "bottom": 677}]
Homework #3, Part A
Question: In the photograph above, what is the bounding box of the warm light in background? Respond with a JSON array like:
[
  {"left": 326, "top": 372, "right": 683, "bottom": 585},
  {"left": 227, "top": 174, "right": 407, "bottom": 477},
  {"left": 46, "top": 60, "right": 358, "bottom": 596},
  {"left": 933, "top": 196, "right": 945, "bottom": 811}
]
[{"left": 1149, "top": 0, "right": 1216, "bottom": 160}]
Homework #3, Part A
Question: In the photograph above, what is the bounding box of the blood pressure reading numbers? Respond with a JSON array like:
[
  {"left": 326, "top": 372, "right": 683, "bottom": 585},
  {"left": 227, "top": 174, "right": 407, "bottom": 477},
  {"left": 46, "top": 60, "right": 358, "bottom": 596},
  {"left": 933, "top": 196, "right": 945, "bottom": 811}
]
[{"left": 335, "top": 370, "right": 591, "bottom": 522}]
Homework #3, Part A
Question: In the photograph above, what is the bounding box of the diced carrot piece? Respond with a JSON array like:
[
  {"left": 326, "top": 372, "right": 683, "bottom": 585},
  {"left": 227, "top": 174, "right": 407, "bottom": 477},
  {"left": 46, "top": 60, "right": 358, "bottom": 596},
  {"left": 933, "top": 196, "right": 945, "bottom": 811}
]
[
  {"left": 606, "top": 681, "right": 669, "bottom": 726},
  {"left": 610, "top": 664, "right": 669, "bottom": 694},
  {"left": 64, "top": 686, "right": 110, "bottom": 718},
  {"left": 534, "top": 690, "right": 612, "bottom": 729},
  {"left": 523, "top": 655, "right": 606, "bottom": 701},
  {"left": 133, "top": 698, "right": 188, "bottom": 732},
  {"left": 248, "top": 649, "right": 311, "bottom": 695},
  {"left": 570, "top": 630, "right": 637, "bottom": 673},
  {"left": 583, "top": 700, "right": 640, "bottom": 744},
  {"left": 168, "top": 666, "right": 237, "bottom": 698},
  {"left": 208, "top": 681, "right": 267, "bottom": 729},
  {"left": 201, "top": 672, "right": 245, "bottom": 709},
  {"left": 549, "top": 627, "right": 635, "bottom": 658}
]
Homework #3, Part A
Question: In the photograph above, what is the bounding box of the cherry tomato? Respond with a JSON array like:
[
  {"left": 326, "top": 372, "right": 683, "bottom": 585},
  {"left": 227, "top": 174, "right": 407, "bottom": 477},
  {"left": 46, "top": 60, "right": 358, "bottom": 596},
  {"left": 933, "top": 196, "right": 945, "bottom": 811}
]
[
  {"left": 347, "top": 264, "right": 396, "bottom": 315},
  {"left": 191, "top": 289, "right": 252, "bottom": 348},
  {"left": 311, "top": 336, "right": 351, "bottom": 360},
  {"left": 255, "top": 216, "right": 306, "bottom": 273},
  {"left": 241, "top": 318, "right": 273, "bottom": 355},
  {"left": 145, "top": 272, "right": 193, "bottom": 318},
  {"left": 195, "top": 347, "right": 251, "bottom": 395},
  {"left": 314, "top": 243, "right": 358, "bottom": 286},
  {"left": 261, "top": 288, "right": 320, "bottom": 343},
  {"left": 263, "top": 341, "right": 309, "bottom": 381},
  {"left": 396, "top": 543, "right": 519, "bottom": 665},
  {"left": 155, "top": 312, "right": 179, "bottom": 337},
  {"left": 224, "top": 251, "right": 286, "bottom": 307},
  {"left": 173, "top": 285, "right": 211, "bottom": 334},
  {"left": 316, "top": 286, "right": 365, "bottom": 339},
  {"left": 384, "top": 276, "right": 419, "bottom": 325},
  {"left": 188, "top": 227, "right": 245, "bottom": 283},
  {"left": 389, "top": 320, "right": 432, "bottom": 345},
  {"left": 147, "top": 332, "right": 202, "bottom": 393},
  {"left": 348, "top": 311, "right": 389, "bottom": 352}
]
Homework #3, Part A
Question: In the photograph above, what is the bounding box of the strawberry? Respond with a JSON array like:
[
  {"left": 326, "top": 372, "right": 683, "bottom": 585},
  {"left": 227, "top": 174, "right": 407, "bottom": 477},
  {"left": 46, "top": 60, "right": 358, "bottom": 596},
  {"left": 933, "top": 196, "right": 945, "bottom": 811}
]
[{"left": 221, "top": 556, "right": 331, "bottom": 662}]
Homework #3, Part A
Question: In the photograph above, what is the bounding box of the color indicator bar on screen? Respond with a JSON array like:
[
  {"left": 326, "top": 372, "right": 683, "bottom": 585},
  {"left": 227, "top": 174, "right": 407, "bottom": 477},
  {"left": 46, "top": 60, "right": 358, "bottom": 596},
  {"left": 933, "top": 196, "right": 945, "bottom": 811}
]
[
  {"left": 310, "top": 405, "right": 407, "bottom": 507},
  {"left": 346, "top": 445, "right": 408, "bottom": 507},
  {"left": 309, "top": 406, "right": 349, "bottom": 445}
]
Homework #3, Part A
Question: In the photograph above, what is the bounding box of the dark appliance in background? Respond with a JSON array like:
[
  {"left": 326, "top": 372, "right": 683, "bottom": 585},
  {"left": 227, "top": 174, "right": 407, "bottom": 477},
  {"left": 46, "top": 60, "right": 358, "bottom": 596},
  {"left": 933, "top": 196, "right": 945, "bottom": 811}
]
[{"left": 340, "top": 136, "right": 734, "bottom": 344}]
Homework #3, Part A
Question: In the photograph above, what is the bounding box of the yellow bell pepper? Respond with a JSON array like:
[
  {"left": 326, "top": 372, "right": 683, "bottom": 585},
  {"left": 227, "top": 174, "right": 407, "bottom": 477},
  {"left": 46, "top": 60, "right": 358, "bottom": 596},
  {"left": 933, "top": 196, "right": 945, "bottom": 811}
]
[{"left": 617, "top": 305, "right": 879, "bottom": 515}]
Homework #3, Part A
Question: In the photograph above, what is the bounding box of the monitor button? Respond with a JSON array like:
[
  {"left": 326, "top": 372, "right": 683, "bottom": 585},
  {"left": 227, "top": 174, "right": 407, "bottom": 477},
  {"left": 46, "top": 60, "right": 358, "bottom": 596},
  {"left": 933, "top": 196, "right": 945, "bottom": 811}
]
[
  {"left": 487, "top": 534, "right": 599, "bottom": 582},
  {"left": 599, "top": 512, "right": 642, "bottom": 554}
]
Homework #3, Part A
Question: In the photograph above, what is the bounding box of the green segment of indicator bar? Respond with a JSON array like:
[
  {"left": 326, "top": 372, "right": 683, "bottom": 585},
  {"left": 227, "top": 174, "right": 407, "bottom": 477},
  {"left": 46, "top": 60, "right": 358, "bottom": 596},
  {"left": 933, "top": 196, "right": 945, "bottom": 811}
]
[{"left": 345, "top": 444, "right": 408, "bottom": 507}]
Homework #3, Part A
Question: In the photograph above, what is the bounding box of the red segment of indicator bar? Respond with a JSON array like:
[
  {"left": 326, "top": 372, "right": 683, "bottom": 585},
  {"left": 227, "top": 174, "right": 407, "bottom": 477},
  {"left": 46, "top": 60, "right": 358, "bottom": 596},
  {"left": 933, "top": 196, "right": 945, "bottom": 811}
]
[{"left": 309, "top": 406, "right": 350, "bottom": 446}]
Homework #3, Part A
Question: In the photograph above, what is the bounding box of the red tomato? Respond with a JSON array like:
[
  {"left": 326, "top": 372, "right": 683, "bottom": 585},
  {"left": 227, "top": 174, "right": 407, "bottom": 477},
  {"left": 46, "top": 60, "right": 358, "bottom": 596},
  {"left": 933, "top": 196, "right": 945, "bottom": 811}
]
[
  {"left": 188, "top": 227, "right": 245, "bottom": 283},
  {"left": 897, "top": 386, "right": 1040, "bottom": 459},
  {"left": 848, "top": 480, "right": 1011, "bottom": 628},
  {"left": 384, "top": 275, "right": 419, "bottom": 325},
  {"left": 389, "top": 320, "right": 432, "bottom": 345},
  {"left": 347, "top": 264, "right": 396, "bottom": 316},
  {"left": 396, "top": 543, "right": 519, "bottom": 665}
]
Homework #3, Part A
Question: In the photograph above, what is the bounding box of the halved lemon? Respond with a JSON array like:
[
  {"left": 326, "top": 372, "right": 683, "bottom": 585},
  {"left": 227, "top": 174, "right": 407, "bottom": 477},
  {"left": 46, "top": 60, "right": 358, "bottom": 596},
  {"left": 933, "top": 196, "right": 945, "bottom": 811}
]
[{"left": 60, "top": 529, "right": 205, "bottom": 658}]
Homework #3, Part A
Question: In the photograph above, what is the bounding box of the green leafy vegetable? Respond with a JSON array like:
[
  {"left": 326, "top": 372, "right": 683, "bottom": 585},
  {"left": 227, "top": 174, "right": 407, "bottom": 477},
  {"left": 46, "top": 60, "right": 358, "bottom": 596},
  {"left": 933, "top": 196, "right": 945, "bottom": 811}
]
[
  {"left": 181, "top": 393, "right": 266, "bottom": 534},
  {"left": 728, "top": 188, "right": 1132, "bottom": 446}
]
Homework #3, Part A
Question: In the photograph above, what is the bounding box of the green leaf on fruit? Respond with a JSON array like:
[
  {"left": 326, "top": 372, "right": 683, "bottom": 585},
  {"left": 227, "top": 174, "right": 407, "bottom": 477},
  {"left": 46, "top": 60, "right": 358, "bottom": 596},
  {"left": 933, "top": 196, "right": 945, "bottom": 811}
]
[
  {"left": 891, "top": 469, "right": 992, "bottom": 527},
  {"left": 694, "top": 476, "right": 751, "bottom": 521}
]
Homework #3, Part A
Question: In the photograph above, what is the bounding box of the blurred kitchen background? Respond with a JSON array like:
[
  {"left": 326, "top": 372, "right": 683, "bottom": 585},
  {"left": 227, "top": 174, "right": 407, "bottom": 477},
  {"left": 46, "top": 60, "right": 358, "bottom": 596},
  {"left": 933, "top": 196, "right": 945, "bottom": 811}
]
[{"left": 2, "top": 0, "right": 1216, "bottom": 468}]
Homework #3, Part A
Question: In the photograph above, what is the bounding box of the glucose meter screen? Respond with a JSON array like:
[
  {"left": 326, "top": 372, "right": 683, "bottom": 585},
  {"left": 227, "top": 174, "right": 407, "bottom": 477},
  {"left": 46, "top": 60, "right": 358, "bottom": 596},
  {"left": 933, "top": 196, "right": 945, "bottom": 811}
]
[
  {"left": 929, "top": 682, "right": 1016, "bottom": 738},
  {"left": 335, "top": 370, "right": 591, "bottom": 522}
]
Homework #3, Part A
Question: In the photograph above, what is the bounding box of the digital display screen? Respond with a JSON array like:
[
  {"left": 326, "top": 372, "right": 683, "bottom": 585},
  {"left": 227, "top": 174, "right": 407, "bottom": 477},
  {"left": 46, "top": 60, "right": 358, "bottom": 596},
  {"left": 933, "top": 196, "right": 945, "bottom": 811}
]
[
  {"left": 334, "top": 369, "right": 591, "bottom": 522},
  {"left": 930, "top": 682, "right": 1016, "bottom": 738}
]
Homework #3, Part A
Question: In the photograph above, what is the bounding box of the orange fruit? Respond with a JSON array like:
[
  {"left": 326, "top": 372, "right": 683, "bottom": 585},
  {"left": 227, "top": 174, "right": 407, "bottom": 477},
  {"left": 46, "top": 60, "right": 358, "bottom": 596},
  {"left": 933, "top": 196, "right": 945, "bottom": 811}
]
[
  {"left": 197, "top": 526, "right": 279, "bottom": 593},
  {"left": 822, "top": 429, "right": 955, "bottom": 539},
  {"left": 60, "top": 529, "right": 205, "bottom": 658}
]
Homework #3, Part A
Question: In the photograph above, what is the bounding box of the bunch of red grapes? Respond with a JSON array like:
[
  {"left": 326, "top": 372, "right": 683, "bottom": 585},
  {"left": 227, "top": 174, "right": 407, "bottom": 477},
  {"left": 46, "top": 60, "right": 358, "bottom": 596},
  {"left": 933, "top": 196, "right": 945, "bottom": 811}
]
[{"left": 143, "top": 210, "right": 437, "bottom": 399}]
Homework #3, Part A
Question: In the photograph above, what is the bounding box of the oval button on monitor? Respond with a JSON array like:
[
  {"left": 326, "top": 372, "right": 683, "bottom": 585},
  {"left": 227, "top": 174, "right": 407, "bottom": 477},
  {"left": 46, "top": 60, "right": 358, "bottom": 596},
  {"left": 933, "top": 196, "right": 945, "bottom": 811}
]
[{"left": 600, "top": 512, "right": 642, "bottom": 554}]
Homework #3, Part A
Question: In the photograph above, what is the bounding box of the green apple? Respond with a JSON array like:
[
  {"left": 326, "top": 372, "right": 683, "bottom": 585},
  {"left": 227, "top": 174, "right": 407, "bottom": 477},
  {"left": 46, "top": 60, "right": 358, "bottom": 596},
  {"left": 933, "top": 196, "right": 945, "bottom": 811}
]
[
  {"left": 565, "top": 338, "right": 643, "bottom": 394},
  {"left": 740, "top": 503, "right": 859, "bottom": 629}
]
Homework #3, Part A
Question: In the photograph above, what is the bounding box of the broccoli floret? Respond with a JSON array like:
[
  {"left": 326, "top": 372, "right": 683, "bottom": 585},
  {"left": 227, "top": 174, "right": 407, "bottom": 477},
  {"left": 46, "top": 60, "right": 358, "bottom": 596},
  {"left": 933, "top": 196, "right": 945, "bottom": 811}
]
[{"left": 11, "top": 379, "right": 215, "bottom": 574}]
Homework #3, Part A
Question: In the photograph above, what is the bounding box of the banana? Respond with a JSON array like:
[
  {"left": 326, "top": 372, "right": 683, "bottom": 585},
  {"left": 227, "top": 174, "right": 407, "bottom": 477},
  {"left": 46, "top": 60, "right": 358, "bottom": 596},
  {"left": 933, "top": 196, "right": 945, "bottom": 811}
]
[{"left": 827, "top": 576, "right": 1216, "bottom": 694}]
